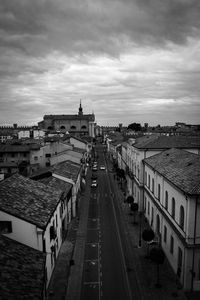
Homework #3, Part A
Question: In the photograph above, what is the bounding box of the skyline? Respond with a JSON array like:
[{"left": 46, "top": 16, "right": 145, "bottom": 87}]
[{"left": 0, "top": 0, "right": 200, "bottom": 127}]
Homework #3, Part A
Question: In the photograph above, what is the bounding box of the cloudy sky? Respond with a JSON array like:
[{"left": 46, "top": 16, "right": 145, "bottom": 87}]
[{"left": 0, "top": 0, "right": 200, "bottom": 126}]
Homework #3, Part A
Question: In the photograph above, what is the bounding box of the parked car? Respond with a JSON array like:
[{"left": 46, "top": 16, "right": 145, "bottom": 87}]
[
  {"left": 91, "top": 180, "right": 98, "bottom": 188},
  {"left": 91, "top": 174, "right": 97, "bottom": 180},
  {"left": 100, "top": 165, "right": 106, "bottom": 170}
]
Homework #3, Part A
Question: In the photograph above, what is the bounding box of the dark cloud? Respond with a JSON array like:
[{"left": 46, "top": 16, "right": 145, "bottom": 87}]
[{"left": 0, "top": 0, "right": 200, "bottom": 126}]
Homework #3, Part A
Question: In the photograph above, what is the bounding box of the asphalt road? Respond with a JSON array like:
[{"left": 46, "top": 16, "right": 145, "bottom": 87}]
[{"left": 80, "top": 144, "right": 133, "bottom": 300}]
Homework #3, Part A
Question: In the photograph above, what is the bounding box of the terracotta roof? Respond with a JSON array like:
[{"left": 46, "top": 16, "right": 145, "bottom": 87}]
[
  {"left": 0, "top": 234, "right": 45, "bottom": 300},
  {"left": 73, "top": 147, "right": 85, "bottom": 153},
  {"left": 53, "top": 160, "right": 81, "bottom": 182},
  {"left": 0, "top": 143, "right": 40, "bottom": 152},
  {"left": 134, "top": 135, "right": 200, "bottom": 149},
  {"left": 44, "top": 114, "right": 95, "bottom": 121},
  {"left": 39, "top": 176, "right": 72, "bottom": 195},
  {"left": 0, "top": 174, "right": 62, "bottom": 229},
  {"left": 144, "top": 148, "right": 200, "bottom": 195},
  {"left": 70, "top": 136, "right": 87, "bottom": 144}
]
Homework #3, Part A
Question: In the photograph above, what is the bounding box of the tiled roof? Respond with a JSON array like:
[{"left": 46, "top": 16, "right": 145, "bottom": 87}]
[
  {"left": 144, "top": 148, "right": 200, "bottom": 195},
  {"left": 44, "top": 114, "right": 95, "bottom": 121},
  {"left": 73, "top": 147, "right": 86, "bottom": 153},
  {"left": 53, "top": 160, "right": 81, "bottom": 182},
  {"left": 39, "top": 176, "right": 72, "bottom": 195},
  {"left": 0, "top": 234, "right": 45, "bottom": 300},
  {"left": 134, "top": 135, "right": 200, "bottom": 149},
  {"left": 0, "top": 174, "right": 62, "bottom": 229},
  {"left": 70, "top": 136, "right": 87, "bottom": 144},
  {"left": 0, "top": 143, "right": 40, "bottom": 152}
]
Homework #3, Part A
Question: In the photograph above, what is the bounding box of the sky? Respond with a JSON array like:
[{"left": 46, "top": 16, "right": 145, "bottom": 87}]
[{"left": 0, "top": 0, "right": 200, "bottom": 127}]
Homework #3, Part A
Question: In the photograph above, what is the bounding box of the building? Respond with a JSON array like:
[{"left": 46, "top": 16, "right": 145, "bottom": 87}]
[
  {"left": 0, "top": 174, "right": 64, "bottom": 288},
  {"left": 0, "top": 234, "right": 46, "bottom": 300},
  {"left": 143, "top": 148, "right": 200, "bottom": 291},
  {"left": 38, "top": 102, "right": 95, "bottom": 138}
]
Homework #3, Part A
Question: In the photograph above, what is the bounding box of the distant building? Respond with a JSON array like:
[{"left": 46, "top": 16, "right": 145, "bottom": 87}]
[{"left": 38, "top": 102, "right": 95, "bottom": 138}]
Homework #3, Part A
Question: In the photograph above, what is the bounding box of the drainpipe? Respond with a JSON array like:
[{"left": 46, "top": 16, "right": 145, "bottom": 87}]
[{"left": 190, "top": 195, "right": 198, "bottom": 291}]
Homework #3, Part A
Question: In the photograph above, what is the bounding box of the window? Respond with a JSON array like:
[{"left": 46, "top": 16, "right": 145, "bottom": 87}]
[
  {"left": 156, "top": 215, "right": 160, "bottom": 235},
  {"left": 145, "top": 172, "right": 147, "bottom": 185},
  {"left": 164, "top": 226, "right": 167, "bottom": 243},
  {"left": 151, "top": 207, "right": 154, "bottom": 226},
  {"left": 34, "top": 156, "right": 38, "bottom": 161},
  {"left": 147, "top": 202, "right": 150, "bottom": 215},
  {"left": 165, "top": 191, "right": 168, "bottom": 210},
  {"left": 152, "top": 178, "right": 154, "bottom": 193},
  {"left": 45, "top": 153, "right": 51, "bottom": 158},
  {"left": 23, "top": 153, "right": 27, "bottom": 157},
  {"left": 170, "top": 236, "right": 174, "bottom": 254},
  {"left": 158, "top": 184, "right": 161, "bottom": 201},
  {"left": 43, "top": 238, "right": 46, "bottom": 253},
  {"left": 81, "top": 125, "right": 87, "bottom": 129},
  {"left": 148, "top": 174, "right": 150, "bottom": 188},
  {"left": 179, "top": 205, "right": 185, "bottom": 230},
  {"left": 0, "top": 221, "right": 12, "bottom": 233},
  {"left": 50, "top": 225, "right": 56, "bottom": 241},
  {"left": 11, "top": 153, "right": 15, "bottom": 158},
  {"left": 46, "top": 162, "right": 50, "bottom": 167},
  {"left": 171, "top": 197, "right": 175, "bottom": 219},
  {"left": 70, "top": 125, "right": 76, "bottom": 130},
  {"left": 60, "top": 126, "right": 66, "bottom": 130}
]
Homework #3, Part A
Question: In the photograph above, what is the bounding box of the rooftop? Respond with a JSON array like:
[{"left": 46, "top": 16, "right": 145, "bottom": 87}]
[
  {"left": 144, "top": 148, "right": 200, "bottom": 195},
  {"left": 0, "top": 234, "right": 45, "bottom": 300},
  {"left": 52, "top": 160, "right": 81, "bottom": 182},
  {"left": 43, "top": 114, "right": 95, "bottom": 121},
  {"left": 134, "top": 135, "right": 200, "bottom": 149},
  {"left": 0, "top": 174, "right": 62, "bottom": 229},
  {"left": 0, "top": 143, "right": 40, "bottom": 153},
  {"left": 39, "top": 176, "right": 72, "bottom": 196}
]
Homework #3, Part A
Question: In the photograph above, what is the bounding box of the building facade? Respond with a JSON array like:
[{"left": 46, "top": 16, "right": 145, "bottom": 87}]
[
  {"left": 38, "top": 103, "right": 95, "bottom": 138},
  {"left": 144, "top": 148, "right": 200, "bottom": 291}
]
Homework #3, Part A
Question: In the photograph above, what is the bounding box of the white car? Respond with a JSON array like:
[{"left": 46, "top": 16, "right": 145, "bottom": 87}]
[
  {"left": 100, "top": 165, "right": 106, "bottom": 170},
  {"left": 91, "top": 180, "right": 98, "bottom": 188}
]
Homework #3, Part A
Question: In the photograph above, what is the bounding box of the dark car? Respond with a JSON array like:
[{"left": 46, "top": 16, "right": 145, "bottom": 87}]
[{"left": 91, "top": 174, "right": 97, "bottom": 180}]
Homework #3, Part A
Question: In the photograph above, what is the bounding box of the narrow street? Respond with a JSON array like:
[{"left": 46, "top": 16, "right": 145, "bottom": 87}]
[{"left": 80, "top": 143, "right": 134, "bottom": 300}]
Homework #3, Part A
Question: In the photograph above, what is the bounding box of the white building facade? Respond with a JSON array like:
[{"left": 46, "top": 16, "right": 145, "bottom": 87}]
[{"left": 143, "top": 148, "right": 200, "bottom": 291}]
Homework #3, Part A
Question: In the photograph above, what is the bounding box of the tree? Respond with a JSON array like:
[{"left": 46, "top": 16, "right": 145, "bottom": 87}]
[
  {"left": 142, "top": 229, "right": 155, "bottom": 257},
  {"left": 125, "top": 196, "right": 134, "bottom": 204},
  {"left": 127, "top": 122, "right": 142, "bottom": 132},
  {"left": 150, "top": 247, "right": 165, "bottom": 288}
]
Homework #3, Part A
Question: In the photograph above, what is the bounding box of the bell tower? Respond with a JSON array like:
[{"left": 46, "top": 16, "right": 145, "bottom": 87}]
[{"left": 78, "top": 100, "right": 83, "bottom": 116}]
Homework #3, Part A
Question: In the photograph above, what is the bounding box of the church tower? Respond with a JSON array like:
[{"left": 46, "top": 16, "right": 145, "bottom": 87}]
[{"left": 78, "top": 100, "right": 83, "bottom": 116}]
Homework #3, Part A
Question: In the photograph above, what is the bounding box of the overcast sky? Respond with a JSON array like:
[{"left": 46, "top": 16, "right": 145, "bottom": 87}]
[{"left": 0, "top": 0, "right": 200, "bottom": 126}]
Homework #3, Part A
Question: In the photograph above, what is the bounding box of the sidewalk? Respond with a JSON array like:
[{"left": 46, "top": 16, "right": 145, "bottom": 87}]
[
  {"left": 46, "top": 169, "right": 91, "bottom": 300},
  {"left": 106, "top": 157, "right": 200, "bottom": 300}
]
